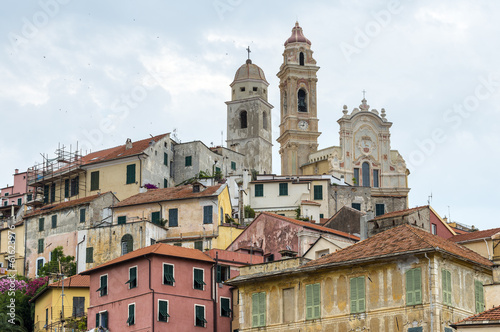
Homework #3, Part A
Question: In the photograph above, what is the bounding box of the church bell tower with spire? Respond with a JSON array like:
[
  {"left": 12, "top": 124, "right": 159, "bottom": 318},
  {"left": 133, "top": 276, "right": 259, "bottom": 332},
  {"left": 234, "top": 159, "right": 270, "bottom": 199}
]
[{"left": 277, "top": 22, "right": 321, "bottom": 175}]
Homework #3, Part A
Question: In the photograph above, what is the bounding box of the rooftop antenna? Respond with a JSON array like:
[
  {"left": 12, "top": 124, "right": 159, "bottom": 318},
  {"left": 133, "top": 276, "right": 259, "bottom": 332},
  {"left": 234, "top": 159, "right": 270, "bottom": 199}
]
[
  {"left": 427, "top": 192, "right": 432, "bottom": 205},
  {"left": 448, "top": 205, "right": 451, "bottom": 223}
]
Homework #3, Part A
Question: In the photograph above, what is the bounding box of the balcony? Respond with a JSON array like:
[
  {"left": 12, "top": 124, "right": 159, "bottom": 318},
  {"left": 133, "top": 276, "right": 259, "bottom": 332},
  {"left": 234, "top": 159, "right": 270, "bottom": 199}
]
[{"left": 33, "top": 305, "right": 87, "bottom": 332}]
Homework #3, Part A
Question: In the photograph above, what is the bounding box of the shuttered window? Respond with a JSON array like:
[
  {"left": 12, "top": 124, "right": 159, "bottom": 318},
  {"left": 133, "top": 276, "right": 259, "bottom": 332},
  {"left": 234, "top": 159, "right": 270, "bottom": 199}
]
[
  {"left": 195, "top": 305, "right": 206, "bottom": 327},
  {"left": 255, "top": 184, "right": 263, "bottom": 197},
  {"left": 406, "top": 268, "right": 422, "bottom": 305},
  {"left": 408, "top": 328, "right": 423, "bottom": 332},
  {"left": 126, "top": 164, "right": 136, "bottom": 184},
  {"left": 51, "top": 215, "right": 57, "bottom": 228},
  {"left": 127, "top": 303, "right": 135, "bottom": 325},
  {"left": 350, "top": 276, "right": 365, "bottom": 313},
  {"left": 80, "top": 208, "right": 86, "bottom": 223},
  {"left": 90, "top": 171, "right": 99, "bottom": 191},
  {"left": 442, "top": 269, "right": 452, "bottom": 306},
  {"left": 193, "top": 268, "right": 205, "bottom": 290},
  {"left": 306, "top": 283, "right": 321, "bottom": 319},
  {"left": 151, "top": 211, "right": 161, "bottom": 225},
  {"left": 252, "top": 292, "right": 266, "bottom": 327},
  {"left": 64, "top": 179, "right": 69, "bottom": 198},
  {"left": 117, "top": 216, "right": 126, "bottom": 225},
  {"left": 96, "top": 311, "right": 108, "bottom": 328},
  {"left": 351, "top": 203, "right": 361, "bottom": 211},
  {"left": 164, "top": 152, "right": 168, "bottom": 166},
  {"left": 353, "top": 168, "right": 359, "bottom": 186},
  {"left": 38, "top": 218, "right": 44, "bottom": 232},
  {"left": 221, "top": 297, "right": 231, "bottom": 317},
  {"left": 185, "top": 156, "right": 192, "bottom": 167},
  {"left": 169, "top": 209, "right": 178, "bottom": 227},
  {"left": 231, "top": 161, "right": 236, "bottom": 170},
  {"left": 375, "top": 204, "right": 385, "bottom": 216},
  {"left": 158, "top": 300, "right": 169, "bottom": 322},
  {"left": 38, "top": 238, "right": 44, "bottom": 254},
  {"left": 126, "top": 267, "right": 137, "bottom": 289},
  {"left": 97, "top": 275, "right": 107, "bottom": 296},
  {"left": 164, "top": 178, "right": 168, "bottom": 188},
  {"left": 279, "top": 183, "right": 288, "bottom": 196},
  {"left": 86, "top": 247, "right": 93, "bottom": 263},
  {"left": 163, "top": 264, "right": 175, "bottom": 286},
  {"left": 203, "top": 205, "right": 213, "bottom": 224},
  {"left": 194, "top": 241, "right": 203, "bottom": 251},
  {"left": 313, "top": 185, "right": 323, "bottom": 200},
  {"left": 43, "top": 185, "right": 49, "bottom": 203},
  {"left": 475, "top": 280, "right": 484, "bottom": 313}
]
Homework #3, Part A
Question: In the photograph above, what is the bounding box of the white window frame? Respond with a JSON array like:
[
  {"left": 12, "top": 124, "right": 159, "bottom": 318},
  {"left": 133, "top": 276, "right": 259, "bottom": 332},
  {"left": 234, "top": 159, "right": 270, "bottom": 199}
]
[
  {"left": 36, "top": 257, "right": 45, "bottom": 277},
  {"left": 431, "top": 223, "right": 437, "bottom": 235},
  {"left": 194, "top": 304, "right": 206, "bottom": 327},
  {"left": 157, "top": 299, "right": 169, "bottom": 322},
  {"left": 97, "top": 310, "right": 108, "bottom": 329},
  {"left": 162, "top": 263, "right": 175, "bottom": 286},
  {"left": 99, "top": 274, "right": 108, "bottom": 297},
  {"left": 128, "top": 265, "right": 138, "bottom": 289},
  {"left": 193, "top": 267, "right": 205, "bottom": 291},
  {"left": 128, "top": 302, "right": 136, "bottom": 326},
  {"left": 220, "top": 296, "right": 231, "bottom": 317}
]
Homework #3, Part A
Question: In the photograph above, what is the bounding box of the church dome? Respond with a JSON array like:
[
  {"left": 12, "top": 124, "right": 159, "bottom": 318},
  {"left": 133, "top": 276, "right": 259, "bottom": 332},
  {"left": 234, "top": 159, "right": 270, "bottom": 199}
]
[
  {"left": 231, "top": 59, "right": 268, "bottom": 85},
  {"left": 284, "top": 22, "right": 311, "bottom": 46}
]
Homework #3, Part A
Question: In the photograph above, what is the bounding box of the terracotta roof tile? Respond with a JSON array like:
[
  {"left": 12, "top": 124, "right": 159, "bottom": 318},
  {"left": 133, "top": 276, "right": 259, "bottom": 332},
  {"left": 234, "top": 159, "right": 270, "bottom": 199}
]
[
  {"left": 115, "top": 184, "right": 223, "bottom": 207},
  {"left": 372, "top": 205, "right": 428, "bottom": 221},
  {"left": 23, "top": 192, "right": 112, "bottom": 218},
  {"left": 81, "top": 243, "right": 214, "bottom": 275},
  {"left": 259, "top": 212, "right": 359, "bottom": 241},
  {"left": 449, "top": 227, "right": 500, "bottom": 243},
  {"left": 81, "top": 133, "right": 169, "bottom": 165},
  {"left": 301, "top": 200, "right": 321, "bottom": 206},
  {"left": 453, "top": 305, "right": 500, "bottom": 325},
  {"left": 50, "top": 274, "right": 90, "bottom": 288},
  {"left": 303, "top": 224, "right": 492, "bottom": 269}
]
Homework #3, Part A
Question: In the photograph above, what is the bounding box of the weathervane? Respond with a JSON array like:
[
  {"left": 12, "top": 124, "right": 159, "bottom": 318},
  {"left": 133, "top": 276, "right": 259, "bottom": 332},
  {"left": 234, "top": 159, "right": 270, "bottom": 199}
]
[{"left": 246, "top": 46, "right": 251, "bottom": 60}]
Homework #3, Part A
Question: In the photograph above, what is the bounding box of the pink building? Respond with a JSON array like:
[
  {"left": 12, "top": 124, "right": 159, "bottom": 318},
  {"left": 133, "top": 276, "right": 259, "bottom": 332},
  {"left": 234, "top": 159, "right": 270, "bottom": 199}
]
[
  {"left": 0, "top": 169, "right": 33, "bottom": 220},
  {"left": 82, "top": 243, "right": 249, "bottom": 331}
]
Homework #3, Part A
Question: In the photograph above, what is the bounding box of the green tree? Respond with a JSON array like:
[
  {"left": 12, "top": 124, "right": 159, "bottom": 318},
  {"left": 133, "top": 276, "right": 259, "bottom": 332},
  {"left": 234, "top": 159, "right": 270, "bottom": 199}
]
[
  {"left": 244, "top": 205, "right": 255, "bottom": 219},
  {"left": 0, "top": 290, "right": 31, "bottom": 332},
  {"left": 39, "top": 246, "right": 76, "bottom": 277}
]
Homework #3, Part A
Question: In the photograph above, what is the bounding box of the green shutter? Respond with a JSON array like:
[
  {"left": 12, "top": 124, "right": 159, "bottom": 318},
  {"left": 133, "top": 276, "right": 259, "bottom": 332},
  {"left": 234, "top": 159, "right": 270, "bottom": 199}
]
[
  {"left": 163, "top": 264, "right": 175, "bottom": 285},
  {"left": 39, "top": 218, "right": 44, "bottom": 232},
  {"left": 90, "top": 171, "right": 99, "bottom": 191},
  {"left": 195, "top": 305, "right": 206, "bottom": 326},
  {"left": 313, "top": 283, "right": 321, "bottom": 318},
  {"left": 357, "top": 277, "right": 365, "bottom": 312},
  {"left": 96, "top": 312, "right": 99, "bottom": 328},
  {"left": 279, "top": 183, "right": 288, "bottom": 196},
  {"left": 80, "top": 208, "right": 86, "bottom": 223},
  {"left": 38, "top": 238, "right": 44, "bottom": 254},
  {"left": 86, "top": 247, "right": 93, "bottom": 263},
  {"left": 164, "top": 178, "right": 168, "bottom": 188},
  {"left": 414, "top": 268, "right": 422, "bottom": 304},
  {"left": 221, "top": 297, "right": 231, "bottom": 317},
  {"left": 406, "top": 268, "right": 422, "bottom": 305},
  {"left": 313, "top": 185, "right": 323, "bottom": 200},
  {"left": 117, "top": 216, "right": 126, "bottom": 225},
  {"left": 164, "top": 152, "right": 168, "bottom": 166},
  {"left": 252, "top": 293, "right": 259, "bottom": 327},
  {"left": 127, "top": 304, "right": 135, "bottom": 325},
  {"left": 169, "top": 209, "right": 178, "bottom": 227},
  {"left": 306, "top": 284, "right": 313, "bottom": 319},
  {"left": 443, "top": 269, "right": 452, "bottom": 305},
  {"left": 159, "top": 300, "right": 169, "bottom": 321},
  {"left": 475, "top": 280, "right": 484, "bottom": 313},
  {"left": 306, "top": 283, "right": 321, "bottom": 319},
  {"left": 51, "top": 215, "right": 57, "bottom": 228},
  {"left": 126, "top": 267, "right": 137, "bottom": 288},
  {"left": 255, "top": 184, "right": 263, "bottom": 197},
  {"left": 350, "top": 277, "right": 357, "bottom": 312},
  {"left": 194, "top": 240, "right": 203, "bottom": 251},
  {"left": 151, "top": 211, "right": 161, "bottom": 225},
  {"left": 203, "top": 205, "right": 213, "bottom": 224},
  {"left": 102, "top": 311, "right": 108, "bottom": 328},
  {"left": 216, "top": 265, "right": 222, "bottom": 283},
  {"left": 43, "top": 185, "right": 49, "bottom": 203},
  {"left": 406, "top": 269, "right": 414, "bottom": 305},
  {"left": 126, "top": 164, "right": 136, "bottom": 184},
  {"left": 194, "top": 268, "right": 205, "bottom": 289},
  {"left": 258, "top": 292, "right": 266, "bottom": 327},
  {"left": 231, "top": 161, "right": 236, "bottom": 170},
  {"left": 185, "top": 156, "right": 192, "bottom": 167}
]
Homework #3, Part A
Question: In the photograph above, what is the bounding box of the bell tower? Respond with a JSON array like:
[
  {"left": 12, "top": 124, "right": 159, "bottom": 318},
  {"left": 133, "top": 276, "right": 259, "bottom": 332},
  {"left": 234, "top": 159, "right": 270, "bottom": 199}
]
[
  {"left": 277, "top": 22, "right": 321, "bottom": 175},
  {"left": 226, "top": 53, "right": 273, "bottom": 174}
]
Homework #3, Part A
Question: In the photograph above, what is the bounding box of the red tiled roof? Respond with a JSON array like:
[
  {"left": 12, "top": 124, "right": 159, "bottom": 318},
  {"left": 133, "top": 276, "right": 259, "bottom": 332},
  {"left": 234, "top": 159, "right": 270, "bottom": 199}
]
[
  {"left": 449, "top": 227, "right": 500, "bottom": 243},
  {"left": 303, "top": 224, "right": 493, "bottom": 269},
  {"left": 81, "top": 133, "right": 169, "bottom": 165},
  {"left": 50, "top": 274, "right": 90, "bottom": 288},
  {"left": 301, "top": 200, "right": 321, "bottom": 206},
  {"left": 115, "top": 184, "right": 223, "bottom": 207},
  {"left": 81, "top": 243, "right": 214, "bottom": 275},
  {"left": 453, "top": 305, "right": 500, "bottom": 325},
  {"left": 23, "top": 192, "right": 112, "bottom": 218},
  {"left": 259, "top": 212, "right": 359, "bottom": 241},
  {"left": 372, "top": 205, "right": 428, "bottom": 221}
]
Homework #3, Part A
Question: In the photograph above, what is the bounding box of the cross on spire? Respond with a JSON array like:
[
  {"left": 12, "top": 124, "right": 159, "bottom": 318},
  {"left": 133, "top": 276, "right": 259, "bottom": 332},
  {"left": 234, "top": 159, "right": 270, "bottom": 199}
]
[
  {"left": 362, "top": 89, "right": 366, "bottom": 99},
  {"left": 246, "top": 46, "right": 251, "bottom": 60}
]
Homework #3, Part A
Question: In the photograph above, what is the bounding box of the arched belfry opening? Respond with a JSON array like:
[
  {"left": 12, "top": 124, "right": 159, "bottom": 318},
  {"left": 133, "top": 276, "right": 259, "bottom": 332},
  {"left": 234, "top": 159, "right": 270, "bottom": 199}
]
[
  {"left": 298, "top": 89, "right": 307, "bottom": 112},
  {"left": 299, "top": 52, "right": 305, "bottom": 66},
  {"left": 240, "top": 110, "right": 247, "bottom": 128}
]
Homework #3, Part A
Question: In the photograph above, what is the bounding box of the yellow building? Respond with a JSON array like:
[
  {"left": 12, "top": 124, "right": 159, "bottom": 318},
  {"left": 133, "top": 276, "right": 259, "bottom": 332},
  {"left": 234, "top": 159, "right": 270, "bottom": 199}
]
[
  {"left": 31, "top": 274, "right": 90, "bottom": 332},
  {"left": 112, "top": 182, "right": 240, "bottom": 250},
  {"left": 228, "top": 224, "right": 493, "bottom": 332},
  {"left": 0, "top": 220, "right": 25, "bottom": 275}
]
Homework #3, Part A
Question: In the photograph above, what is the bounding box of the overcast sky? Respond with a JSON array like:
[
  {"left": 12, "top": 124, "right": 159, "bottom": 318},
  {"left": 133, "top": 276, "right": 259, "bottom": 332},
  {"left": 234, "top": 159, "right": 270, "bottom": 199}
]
[{"left": 1, "top": 1, "right": 499, "bottom": 230}]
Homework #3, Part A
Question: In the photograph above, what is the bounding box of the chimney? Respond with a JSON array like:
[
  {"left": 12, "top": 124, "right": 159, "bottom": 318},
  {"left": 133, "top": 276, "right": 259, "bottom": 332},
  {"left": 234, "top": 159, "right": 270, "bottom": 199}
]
[
  {"left": 125, "top": 138, "right": 133, "bottom": 150},
  {"left": 15, "top": 169, "right": 19, "bottom": 174}
]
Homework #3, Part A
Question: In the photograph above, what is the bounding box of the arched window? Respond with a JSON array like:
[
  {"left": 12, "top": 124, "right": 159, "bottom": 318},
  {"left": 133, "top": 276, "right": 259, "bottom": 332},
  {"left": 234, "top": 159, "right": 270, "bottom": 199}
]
[
  {"left": 263, "top": 112, "right": 268, "bottom": 130},
  {"left": 362, "top": 162, "right": 370, "bottom": 187},
  {"left": 298, "top": 89, "right": 307, "bottom": 112},
  {"left": 299, "top": 52, "right": 305, "bottom": 66},
  {"left": 121, "top": 234, "right": 133, "bottom": 255},
  {"left": 240, "top": 111, "right": 247, "bottom": 129}
]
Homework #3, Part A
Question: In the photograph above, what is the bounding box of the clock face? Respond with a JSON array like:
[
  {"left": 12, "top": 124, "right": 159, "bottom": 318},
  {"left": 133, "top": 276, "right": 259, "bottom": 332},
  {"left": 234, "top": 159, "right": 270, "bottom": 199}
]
[{"left": 298, "top": 120, "right": 309, "bottom": 130}]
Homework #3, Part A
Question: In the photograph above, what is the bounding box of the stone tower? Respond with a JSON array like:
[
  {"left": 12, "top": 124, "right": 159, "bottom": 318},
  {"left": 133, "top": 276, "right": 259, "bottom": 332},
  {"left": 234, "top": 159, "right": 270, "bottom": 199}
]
[
  {"left": 277, "top": 22, "right": 321, "bottom": 175},
  {"left": 226, "top": 58, "right": 273, "bottom": 174}
]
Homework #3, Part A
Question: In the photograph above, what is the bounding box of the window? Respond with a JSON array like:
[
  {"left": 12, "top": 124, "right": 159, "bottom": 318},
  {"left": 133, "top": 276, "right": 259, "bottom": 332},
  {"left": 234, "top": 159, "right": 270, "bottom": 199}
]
[
  {"left": 255, "top": 184, "right": 264, "bottom": 197},
  {"left": 80, "top": 208, "right": 86, "bottom": 223},
  {"left": 320, "top": 214, "right": 324, "bottom": 219},
  {"left": 194, "top": 241, "right": 203, "bottom": 251},
  {"left": 299, "top": 52, "right": 305, "bottom": 65},
  {"left": 121, "top": 234, "right": 133, "bottom": 255},
  {"left": 240, "top": 111, "right": 248, "bottom": 128},
  {"left": 240, "top": 87, "right": 245, "bottom": 92},
  {"left": 350, "top": 276, "right": 365, "bottom": 313},
  {"left": 373, "top": 169, "right": 379, "bottom": 187},
  {"left": 298, "top": 89, "right": 307, "bottom": 112},
  {"left": 193, "top": 184, "right": 200, "bottom": 193},
  {"left": 220, "top": 207, "right": 224, "bottom": 224},
  {"left": 96, "top": 311, "right": 108, "bottom": 329},
  {"left": 50, "top": 183, "right": 55, "bottom": 202},
  {"left": 475, "top": 280, "right": 484, "bottom": 313},
  {"left": 253, "top": 86, "right": 258, "bottom": 92},
  {"left": 195, "top": 305, "right": 206, "bottom": 327},
  {"left": 306, "top": 283, "right": 321, "bottom": 319},
  {"left": 221, "top": 297, "right": 231, "bottom": 317},
  {"left": 86, "top": 247, "right": 93, "bottom": 263},
  {"left": 51, "top": 215, "right": 57, "bottom": 228},
  {"left": 406, "top": 268, "right": 422, "bottom": 305},
  {"left": 203, "top": 205, "right": 213, "bottom": 224},
  {"left": 90, "top": 171, "right": 99, "bottom": 191},
  {"left": 126, "top": 164, "right": 136, "bottom": 184},
  {"left": 169, "top": 208, "right": 178, "bottom": 227},
  {"left": 73, "top": 297, "right": 85, "bottom": 317},
  {"left": 151, "top": 211, "right": 161, "bottom": 225},
  {"left": 375, "top": 204, "right": 385, "bottom": 216},
  {"left": 279, "top": 183, "right": 288, "bottom": 196},
  {"left": 193, "top": 268, "right": 205, "bottom": 290},
  {"left": 43, "top": 185, "right": 49, "bottom": 203},
  {"left": 432, "top": 224, "right": 437, "bottom": 235},
  {"left": 64, "top": 179, "right": 69, "bottom": 198},
  {"left": 216, "top": 265, "right": 230, "bottom": 283},
  {"left": 38, "top": 218, "right": 44, "bottom": 232},
  {"left": 313, "top": 185, "right": 323, "bottom": 200},
  {"left": 164, "top": 152, "right": 168, "bottom": 166},
  {"left": 17, "top": 198, "right": 22, "bottom": 206},
  {"left": 158, "top": 300, "right": 169, "bottom": 322},
  {"left": 408, "top": 328, "right": 423, "bottom": 332},
  {"left": 38, "top": 238, "right": 44, "bottom": 254},
  {"left": 362, "top": 162, "right": 370, "bottom": 187},
  {"left": 163, "top": 264, "right": 175, "bottom": 286},
  {"left": 127, "top": 303, "right": 135, "bottom": 326},
  {"left": 252, "top": 292, "right": 266, "bottom": 327},
  {"left": 36, "top": 258, "right": 45, "bottom": 276},
  {"left": 27, "top": 194, "right": 32, "bottom": 202},
  {"left": 45, "top": 308, "right": 48, "bottom": 328},
  {"left": 126, "top": 266, "right": 137, "bottom": 289},
  {"left": 151, "top": 238, "right": 156, "bottom": 245},
  {"left": 442, "top": 269, "right": 452, "bottom": 306},
  {"left": 70, "top": 176, "right": 79, "bottom": 196},
  {"left": 117, "top": 216, "right": 126, "bottom": 224},
  {"left": 185, "top": 156, "right": 192, "bottom": 167},
  {"left": 231, "top": 161, "right": 236, "bottom": 170},
  {"left": 352, "top": 203, "right": 361, "bottom": 211},
  {"left": 353, "top": 168, "right": 359, "bottom": 186},
  {"left": 444, "top": 328, "right": 453, "bottom": 332},
  {"left": 97, "top": 275, "right": 108, "bottom": 296},
  {"left": 282, "top": 288, "right": 295, "bottom": 323},
  {"left": 164, "top": 178, "right": 168, "bottom": 188}
]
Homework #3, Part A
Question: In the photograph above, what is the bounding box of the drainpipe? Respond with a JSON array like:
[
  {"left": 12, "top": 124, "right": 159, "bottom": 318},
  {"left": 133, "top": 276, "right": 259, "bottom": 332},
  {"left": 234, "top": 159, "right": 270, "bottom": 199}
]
[
  {"left": 137, "top": 155, "right": 142, "bottom": 187},
  {"left": 484, "top": 239, "right": 492, "bottom": 260},
  {"left": 424, "top": 253, "right": 433, "bottom": 330},
  {"left": 213, "top": 252, "right": 218, "bottom": 332},
  {"left": 23, "top": 218, "right": 27, "bottom": 276},
  {"left": 76, "top": 235, "right": 85, "bottom": 274},
  {"left": 144, "top": 255, "right": 155, "bottom": 332}
]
